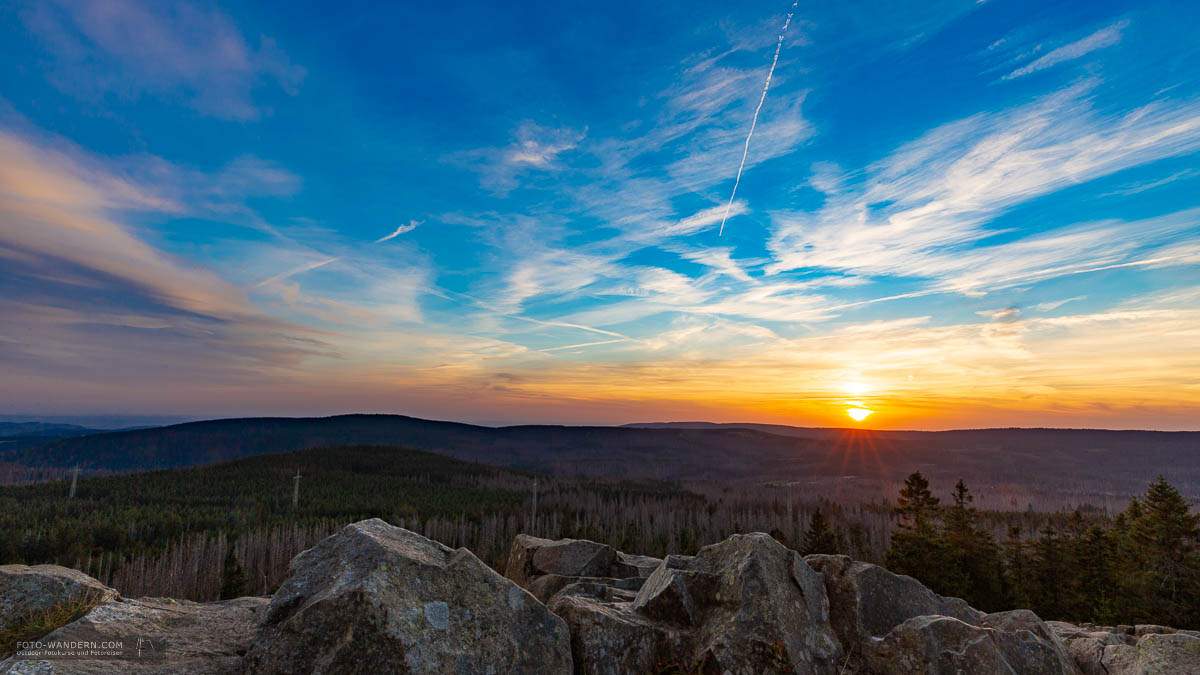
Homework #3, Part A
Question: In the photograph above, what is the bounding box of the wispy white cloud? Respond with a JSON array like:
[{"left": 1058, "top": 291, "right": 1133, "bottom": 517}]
[
  {"left": 0, "top": 125, "right": 332, "bottom": 396},
  {"left": 22, "top": 0, "right": 304, "bottom": 119},
  {"left": 1004, "top": 20, "right": 1127, "bottom": 80},
  {"left": 1034, "top": 296, "right": 1086, "bottom": 312},
  {"left": 768, "top": 81, "right": 1200, "bottom": 296},
  {"left": 375, "top": 220, "right": 421, "bottom": 243},
  {"left": 210, "top": 156, "right": 303, "bottom": 198},
  {"left": 464, "top": 123, "right": 585, "bottom": 195},
  {"left": 674, "top": 246, "right": 754, "bottom": 282},
  {"left": 460, "top": 29, "right": 814, "bottom": 330},
  {"left": 977, "top": 307, "right": 1020, "bottom": 322},
  {"left": 631, "top": 201, "right": 749, "bottom": 241},
  {"left": 0, "top": 128, "right": 241, "bottom": 316},
  {"left": 1101, "top": 168, "right": 1200, "bottom": 197},
  {"left": 504, "top": 123, "right": 584, "bottom": 167}
]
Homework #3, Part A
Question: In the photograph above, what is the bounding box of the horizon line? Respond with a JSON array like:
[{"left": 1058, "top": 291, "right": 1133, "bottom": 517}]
[{"left": 5, "top": 411, "right": 1196, "bottom": 434}]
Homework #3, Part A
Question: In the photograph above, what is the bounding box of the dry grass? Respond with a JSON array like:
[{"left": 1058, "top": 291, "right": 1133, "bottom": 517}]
[{"left": 0, "top": 591, "right": 104, "bottom": 659}]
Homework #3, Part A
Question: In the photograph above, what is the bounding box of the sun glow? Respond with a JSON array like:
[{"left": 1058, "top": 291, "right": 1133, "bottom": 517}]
[
  {"left": 846, "top": 407, "right": 873, "bottom": 422},
  {"left": 842, "top": 381, "right": 871, "bottom": 396}
]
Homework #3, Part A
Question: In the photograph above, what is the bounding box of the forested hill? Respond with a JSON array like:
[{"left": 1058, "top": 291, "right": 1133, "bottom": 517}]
[
  {"left": 7, "top": 414, "right": 1200, "bottom": 499},
  {"left": 0, "top": 422, "right": 96, "bottom": 437},
  {"left": 0, "top": 444, "right": 696, "bottom": 599},
  {"left": 0, "top": 421, "right": 101, "bottom": 459},
  {"left": 8, "top": 414, "right": 822, "bottom": 480}
]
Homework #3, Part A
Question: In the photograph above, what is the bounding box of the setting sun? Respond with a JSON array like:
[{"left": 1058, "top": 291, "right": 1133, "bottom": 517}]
[{"left": 847, "top": 407, "right": 874, "bottom": 422}]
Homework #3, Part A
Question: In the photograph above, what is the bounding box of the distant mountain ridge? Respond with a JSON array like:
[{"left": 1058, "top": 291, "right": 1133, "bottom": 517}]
[
  {"left": 6, "top": 414, "right": 1199, "bottom": 499},
  {"left": 0, "top": 421, "right": 96, "bottom": 438}
]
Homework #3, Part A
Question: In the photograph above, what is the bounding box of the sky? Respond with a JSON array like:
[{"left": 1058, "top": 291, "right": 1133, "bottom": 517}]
[{"left": 1, "top": 0, "right": 1198, "bottom": 430}]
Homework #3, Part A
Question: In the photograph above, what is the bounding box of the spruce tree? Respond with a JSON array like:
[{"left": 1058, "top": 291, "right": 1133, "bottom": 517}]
[
  {"left": 220, "top": 542, "right": 248, "bottom": 600},
  {"left": 896, "top": 472, "right": 940, "bottom": 530},
  {"left": 886, "top": 472, "right": 951, "bottom": 593},
  {"left": 802, "top": 508, "right": 840, "bottom": 555},
  {"left": 1124, "top": 476, "right": 1200, "bottom": 626},
  {"left": 1030, "top": 525, "right": 1066, "bottom": 620},
  {"left": 942, "top": 480, "right": 1003, "bottom": 610},
  {"left": 1002, "top": 524, "right": 1030, "bottom": 609},
  {"left": 1074, "top": 524, "right": 1117, "bottom": 624}
]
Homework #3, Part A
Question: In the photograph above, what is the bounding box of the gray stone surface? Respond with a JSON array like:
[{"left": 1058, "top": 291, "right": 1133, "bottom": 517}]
[
  {"left": 243, "top": 519, "right": 572, "bottom": 674},
  {"left": 551, "top": 533, "right": 845, "bottom": 674},
  {"left": 548, "top": 585, "right": 688, "bottom": 675},
  {"left": 1049, "top": 620, "right": 1200, "bottom": 675},
  {"left": 981, "top": 609, "right": 1080, "bottom": 675},
  {"left": 804, "top": 553, "right": 983, "bottom": 656},
  {"left": 7, "top": 528, "right": 1197, "bottom": 675},
  {"left": 867, "top": 615, "right": 1013, "bottom": 674},
  {"left": 0, "top": 566, "right": 118, "bottom": 638},
  {"left": 1, "top": 597, "right": 266, "bottom": 675},
  {"left": 1128, "top": 633, "right": 1200, "bottom": 674}
]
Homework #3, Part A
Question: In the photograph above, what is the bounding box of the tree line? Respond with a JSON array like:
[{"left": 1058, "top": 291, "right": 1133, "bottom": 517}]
[
  {"left": 795, "top": 472, "right": 1200, "bottom": 629},
  {"left": 3, "top": 444, "right": 1197, "bottom": 628}
]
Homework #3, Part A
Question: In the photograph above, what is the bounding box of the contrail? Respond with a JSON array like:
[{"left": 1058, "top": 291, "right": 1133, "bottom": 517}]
[
  {"left": 254, "top": 256, "right": 339, "bottom": 287},
  {"left": 717, "top": 0, "right": 800, "bottom": 237}
]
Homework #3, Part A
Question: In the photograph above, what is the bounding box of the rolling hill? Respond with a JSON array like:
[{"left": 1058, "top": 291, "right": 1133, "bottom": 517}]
[{"left": 6, "top": 414, "right": 1199, "bottom": 502}]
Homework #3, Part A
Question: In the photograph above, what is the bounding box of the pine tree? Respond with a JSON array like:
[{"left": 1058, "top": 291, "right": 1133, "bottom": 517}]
[
  {"left": 844, "top": 522, "right": 868, "bottom": 560},
  {"left": 1002, "top": 524, "right": 1030, "bottom": 609},
  {"left": 942, "top": 480, "right": 1003, "bottom": 610},
  {"left": 1123, "top": 476, "right": 1200, "bottom": 626},
  {"left": 886, "top": 472, "right": 951, "bottom": 593},
  {"left": 895, "top": 472, "right": 940, "bottom": 531},
  {"left": 1074, "top": 524, "right": 1117, "bottom": 624},
  {"left": 219, "top": 542, "right": 248, "bottom": 600},
  {"left": 1029, "top": 525, "right": 1066, "bottom": 620},
  {"left": 801, "top": 508, "right": 840, "bottom": 555}
]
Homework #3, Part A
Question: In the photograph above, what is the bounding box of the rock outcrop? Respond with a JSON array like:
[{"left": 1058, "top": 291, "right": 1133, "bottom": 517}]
[
  {"left": 1049, "top": 620, "right": 1200, "bottom": 675},
  {"left": 542, "top": 534, "right": 844, "bottom": 673},
  {"left": 980, "top": 610, "right": 1080, "bottom": 674},
  {"left": 802, "top": 555, "right": 1080, "bottom": 674},
  {"left": 243, "top": 518, "right": 572, "bottom": 674},
  {"left": 4, "top": 523, "right": 1199, "bottom": 674},
  {"left": 2, "top": 596, "right": 267, "bottom": 674},
  {"left": 0, "top": 565, "right": 119, "bottom": 641},
  {"left": 504, "top": 534, "right": 654, "bottom": 589},
  {"left": 866, "top": 611, "right": 1081, "bottom": 675},
  {"left": 803, "top": 554, "right": 983, "bottom": 652}
]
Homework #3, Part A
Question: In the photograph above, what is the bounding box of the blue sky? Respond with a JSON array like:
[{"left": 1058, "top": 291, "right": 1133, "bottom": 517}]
[{"left": 1, "top": 0, "right": 1198, "bottom": 428}]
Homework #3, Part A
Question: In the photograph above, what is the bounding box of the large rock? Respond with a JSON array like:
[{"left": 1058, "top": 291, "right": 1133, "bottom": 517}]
[
  {"left": 548, "top": 584, "right": 688, "bottom": 675},
  {"left": 1128, "top": 633, "right": 1200, "bottom": 674},
  {"left": 1050, "top": 621, "right": 1200, "bottom": 674},
  {"left": 981, "top": 610, "right": 1080, "bottom": 674},
  {"left": 1, "top": 566, "right": 118, "bottom": 644},
  {"left": 549, "top": 533, "right": 844, "bottom": 674},
  {"left": 503, "top": 534, "right": 555, "bottom": 588},
  {"left": 804, "top": 554, "right": 983, "bottom": 656},
  {"left": 527, "top": 575, "right": 644, "bottom": 604},
  {"left": 867, "top": 615, "right": 1013, "bottom": 674},
  {"left": 243, "top": 519, "right": 572, "bottom": 674},
  {"left": 1, "top": 596, "right": 267, "bottom": 674},
  {"left": 1047, "top": 621, "right": 1135, "bottom": 675},
  {"left": 612, "top": 552, "right": 662, "bottom": 579},
  {"left": 688, "top": 534, "right": 843, "bottom": 673},
  {"left": 1101, "top": 644, "right": 1138, "bottom": 674},
  {"left": 504, "top": 535, "right": 626, "bottom": 589},
  {"left": 868, "top": 612, "right": 1080, "bottom": 675}
]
